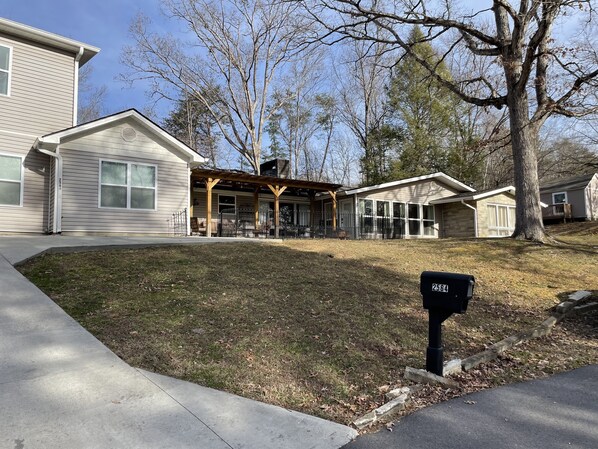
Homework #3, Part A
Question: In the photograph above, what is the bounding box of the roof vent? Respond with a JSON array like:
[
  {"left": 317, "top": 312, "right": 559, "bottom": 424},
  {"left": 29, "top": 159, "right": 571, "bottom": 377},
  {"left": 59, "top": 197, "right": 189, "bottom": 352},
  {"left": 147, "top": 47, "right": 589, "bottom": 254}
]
[{"left": 122, "top": 127, "right": 137, "bottom": 142}]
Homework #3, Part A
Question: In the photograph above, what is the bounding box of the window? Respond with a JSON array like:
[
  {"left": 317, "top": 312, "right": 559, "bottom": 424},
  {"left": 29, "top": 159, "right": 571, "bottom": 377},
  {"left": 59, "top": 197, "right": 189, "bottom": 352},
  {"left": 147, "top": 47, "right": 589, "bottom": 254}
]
[
  {"left": 0, "top": 45, "right": 11, "bottom": 96},
  {"left": 376, "top": 201, "right": 390, "bottom": 235},
  {"left": 487, "top": 204, "right": 516, "bottom": 236},
  {"left": 359, "top": 199, "right": 374, "bottom": 233},
  {"left": 99, "top": 160, "right": 156, "bottom": 210},
  {"left": 408, "top": 203, "right": 420, "bottom": 236},
  {"left": 423, "top": 205, "right": 435, "bottom": 236},
  {"left": 552, "top": 192, "right": 567, "bottom": 204},
  {"left": 218, "top": 195, "right": 236, "bottom": 213},
  {"left": 392, "top": 202, "right": 405, "bottom": 238},
  {"left": 0, "top": 153, "right": 23, "bottom": 206}
]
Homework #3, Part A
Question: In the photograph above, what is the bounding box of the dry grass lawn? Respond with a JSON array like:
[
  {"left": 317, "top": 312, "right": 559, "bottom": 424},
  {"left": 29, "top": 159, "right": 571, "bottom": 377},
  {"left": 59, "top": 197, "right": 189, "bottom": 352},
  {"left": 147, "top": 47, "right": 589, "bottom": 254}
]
[{"left": 18, "top": 233, "right": 598, "bottom": 426}]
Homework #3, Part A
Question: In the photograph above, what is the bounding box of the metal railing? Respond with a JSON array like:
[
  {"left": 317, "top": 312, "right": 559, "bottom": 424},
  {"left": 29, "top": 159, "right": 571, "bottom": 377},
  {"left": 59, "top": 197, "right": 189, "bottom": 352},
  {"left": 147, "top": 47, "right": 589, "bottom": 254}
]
[{"left": 168, "top": 208, "right": 188, "bottom": 236}]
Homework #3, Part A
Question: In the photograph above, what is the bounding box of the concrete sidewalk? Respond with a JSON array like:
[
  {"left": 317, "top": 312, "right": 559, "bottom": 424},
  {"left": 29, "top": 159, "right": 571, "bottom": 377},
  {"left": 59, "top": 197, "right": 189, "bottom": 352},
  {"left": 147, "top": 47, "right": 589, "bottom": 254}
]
[
  {"left": 344, "top": 365, "right": 598, "bottom": 449},
  {"left": 0, "top": 236, "right": 357, "bottom": 448}
]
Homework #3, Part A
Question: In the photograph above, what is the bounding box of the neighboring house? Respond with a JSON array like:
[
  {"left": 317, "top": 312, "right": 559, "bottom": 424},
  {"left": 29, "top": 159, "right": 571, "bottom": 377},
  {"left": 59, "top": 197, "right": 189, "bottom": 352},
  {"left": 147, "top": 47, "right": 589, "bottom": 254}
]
[
  {"left": 540, "top": 173, "right": 598, "bottom": 222},
  {"left": 316, "top": 173, "right": 518, "bottom": 239},
  {"left": 0, "top": 18, "right": 204, "bottom": 235}
]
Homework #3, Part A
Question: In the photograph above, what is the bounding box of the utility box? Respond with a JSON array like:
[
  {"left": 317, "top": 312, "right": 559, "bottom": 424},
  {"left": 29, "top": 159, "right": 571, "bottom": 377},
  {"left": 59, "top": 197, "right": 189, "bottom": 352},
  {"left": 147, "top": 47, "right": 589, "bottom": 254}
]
[{"left": 421, "top": 271, "right": 475, "bottom": 314}]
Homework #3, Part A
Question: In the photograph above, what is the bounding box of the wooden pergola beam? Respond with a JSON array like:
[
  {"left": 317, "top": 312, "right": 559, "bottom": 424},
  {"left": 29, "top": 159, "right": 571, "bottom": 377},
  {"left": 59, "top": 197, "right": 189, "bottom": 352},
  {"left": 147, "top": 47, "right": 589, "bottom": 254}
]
[
  {"left": 205, "top": 178, "right": 220, "bottom": 237},
  {"left": 329, "top": 191, "right": 337, "bottom": 232},
  {"left": 268, "top": 184, "right": 287, "bottom": 238}
]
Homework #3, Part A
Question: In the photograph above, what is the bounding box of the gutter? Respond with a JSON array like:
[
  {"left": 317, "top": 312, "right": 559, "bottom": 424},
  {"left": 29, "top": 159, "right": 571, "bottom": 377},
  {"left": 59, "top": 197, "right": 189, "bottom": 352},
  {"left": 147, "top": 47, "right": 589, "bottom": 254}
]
[
  {"left": 461, "top": 200, "right": 478, "bottom": 238},
  {"left": 34, "top": 139, "right": 62, "bottom": 234},
  {"left": 73, "top": 46, "right": 84, "bottom": 126}
]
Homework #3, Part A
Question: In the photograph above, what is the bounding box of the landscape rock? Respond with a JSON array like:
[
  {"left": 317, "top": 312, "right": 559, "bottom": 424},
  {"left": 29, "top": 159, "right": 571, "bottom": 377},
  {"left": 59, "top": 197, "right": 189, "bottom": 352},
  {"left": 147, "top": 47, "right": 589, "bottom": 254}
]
[
  {"left": 571, "top": 302, "right": 598, "bottom": 315},
  {"left": 462, "top": 350, "right": 498, "bottom": 371},
  {"left": 404, "top": 366, "right": 458, "bottom": 388},
  {"left": 568, "top": 291, "right": 592, "bottom": 302},
  {"left": 556, "top": 301, "right": 574, "bottom": 314},
  {"left": 385, "top": 386, "right": 411, "bottom": 401},
  {"left": 443, "top": 359, "right": 462, "bottom": 376},
  {"left": 374, "top": 394, "right": 409, "bottom": 418},
  {"left": 353, "top": 411, "right": 377, "bottom": 430}
]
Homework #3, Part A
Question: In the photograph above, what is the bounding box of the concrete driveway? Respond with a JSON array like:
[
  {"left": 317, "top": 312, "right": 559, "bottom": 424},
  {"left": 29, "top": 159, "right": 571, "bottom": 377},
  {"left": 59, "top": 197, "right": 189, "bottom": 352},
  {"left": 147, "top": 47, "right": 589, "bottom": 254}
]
[{"left": 0, "top": 235, "right": 357, "bottom": 449}]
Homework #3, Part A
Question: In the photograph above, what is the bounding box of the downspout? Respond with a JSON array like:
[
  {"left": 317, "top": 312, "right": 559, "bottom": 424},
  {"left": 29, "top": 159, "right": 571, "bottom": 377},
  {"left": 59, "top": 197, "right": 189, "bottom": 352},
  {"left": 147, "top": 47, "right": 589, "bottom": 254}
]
[
  {"left": 36, "top": 144, "right": 63, "bottom": 234},
  {"left": 73, "top": 47, "right": 84, "bottom": 126},
  {"left": 186, "top": 165, "right": 191, "bottom": 235},
  {"left": 461, "top": 200, "right": 478, "bottom": 238}
]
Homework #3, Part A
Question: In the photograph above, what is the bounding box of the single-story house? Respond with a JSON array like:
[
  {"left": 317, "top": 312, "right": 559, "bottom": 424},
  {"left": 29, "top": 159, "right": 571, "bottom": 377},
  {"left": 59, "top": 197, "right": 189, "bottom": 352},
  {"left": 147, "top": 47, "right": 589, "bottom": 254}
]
[
  {"left": 315, "top": 174, "right": 517, "bottom": 239},
  {"left": 540, "top": 173, "right": 598, "bottom": 222}
]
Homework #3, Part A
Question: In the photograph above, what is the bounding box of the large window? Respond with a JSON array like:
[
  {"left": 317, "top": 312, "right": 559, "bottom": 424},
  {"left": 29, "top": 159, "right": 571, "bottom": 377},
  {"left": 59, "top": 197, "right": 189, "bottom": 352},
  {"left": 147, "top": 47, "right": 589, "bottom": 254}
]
[
  {"left": 392, "top": 202, "right": 405, "bottom": 238},
  {"left": 359, "top": 199, "right": 374, "bottom": 233},
  {"left": 100, "top": 160, "right": 156, "bottom": 210},
  {"left": 552, "top": 192, "right": 567, "bottom": 204},
  {"left": 376, "top": 200, "right": 390, "bottom": 235},
  {"left": 0, "top": 153, "right": 23, "bottom": 206},
  {"left": 423, "top": 205, "right": 436, "bottom": 236},
  {"left": 0, "top": 45, "right": 11, "bottom": 96},
  {"left": 487, "top": 204, "right": 516, "bottom": 237},
  {"left": 218, "top": 195, "right": 236, "bottom": 213},
  {"left": 408, "top": 203, "right": 420, "bottom": 236}
]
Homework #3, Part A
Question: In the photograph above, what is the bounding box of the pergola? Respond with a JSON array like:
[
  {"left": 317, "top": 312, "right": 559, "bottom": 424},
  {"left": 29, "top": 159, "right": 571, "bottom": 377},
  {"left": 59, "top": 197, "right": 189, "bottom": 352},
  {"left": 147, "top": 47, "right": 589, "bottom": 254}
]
[{"left": 190, "top": 168, "right": 342, "bottom": 238}]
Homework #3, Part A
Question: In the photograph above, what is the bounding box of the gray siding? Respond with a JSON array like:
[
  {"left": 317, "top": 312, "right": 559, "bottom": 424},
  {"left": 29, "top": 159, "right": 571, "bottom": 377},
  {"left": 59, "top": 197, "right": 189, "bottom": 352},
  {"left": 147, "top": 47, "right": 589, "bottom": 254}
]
[
  {"left": 0, "top": 132, "right": 49, "bottom": 233},
  {"left": 59, "top": 121, "right": 190, "bottom": 235},
  {"left": 541, "top": 187, "right": 588, "bottom": 219},
  {"left": 0, "top": 34, "right": 75, "bottom": 135}
]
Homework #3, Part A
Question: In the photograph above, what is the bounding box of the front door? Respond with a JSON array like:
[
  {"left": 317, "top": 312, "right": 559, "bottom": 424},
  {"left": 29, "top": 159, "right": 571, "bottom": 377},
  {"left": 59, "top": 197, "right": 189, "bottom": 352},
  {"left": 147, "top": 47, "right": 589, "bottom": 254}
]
[{"left": 339, "top": 199, "right": 354, "bottom": 237}]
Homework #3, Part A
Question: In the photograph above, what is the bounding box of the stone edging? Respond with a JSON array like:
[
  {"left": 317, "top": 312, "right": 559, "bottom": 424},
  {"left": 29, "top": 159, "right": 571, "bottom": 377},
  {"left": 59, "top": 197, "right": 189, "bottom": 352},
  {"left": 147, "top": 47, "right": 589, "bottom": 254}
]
[{"left": 352, "top": 290, "right": 595, "bottom": 430}]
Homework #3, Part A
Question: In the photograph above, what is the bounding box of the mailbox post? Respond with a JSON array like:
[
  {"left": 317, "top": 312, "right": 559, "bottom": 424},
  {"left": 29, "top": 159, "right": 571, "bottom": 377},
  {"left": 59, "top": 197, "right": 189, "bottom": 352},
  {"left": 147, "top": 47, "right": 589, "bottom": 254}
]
[{"left": 420, "top": 271, "right": 475, "bottom": 376}]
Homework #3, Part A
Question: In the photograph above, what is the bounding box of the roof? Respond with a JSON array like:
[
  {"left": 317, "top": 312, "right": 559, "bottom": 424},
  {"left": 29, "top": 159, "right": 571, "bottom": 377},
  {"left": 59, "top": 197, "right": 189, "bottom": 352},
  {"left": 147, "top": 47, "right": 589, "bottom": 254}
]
[
  {"left": 0, "top": 17, "right": 99, "bottom": 66},
  {"left": 191, "top": 168, "right": 342, "bottom": 192},
  {"left": 540, "top": 173, "right": 597, "bottom": 192},
  {"left": 343, "top": 172, "right": 475, "bottom": 196},
  {"left": 35, "top": 109, "right": 205, "bottom": 164},
  {"left": 430, "top": 186, "right": 515, "bottom": 204}
]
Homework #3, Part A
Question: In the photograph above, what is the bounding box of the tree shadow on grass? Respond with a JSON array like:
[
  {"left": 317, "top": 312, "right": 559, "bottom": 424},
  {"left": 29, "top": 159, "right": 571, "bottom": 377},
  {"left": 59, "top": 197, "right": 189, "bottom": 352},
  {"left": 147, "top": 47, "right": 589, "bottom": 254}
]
[{"left": 17, "top": 241, "right": 587, "bottom": 424}]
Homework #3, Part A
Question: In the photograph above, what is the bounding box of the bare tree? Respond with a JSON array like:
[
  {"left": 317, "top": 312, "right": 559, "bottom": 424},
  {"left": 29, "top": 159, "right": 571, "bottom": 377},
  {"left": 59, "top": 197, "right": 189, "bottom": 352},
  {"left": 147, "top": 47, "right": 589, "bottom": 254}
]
[
  {"left": 334, "top": 37, "right": 393, "bottom": 185},
  {"left": 304, "top": 0, "right": 598, "bottom": 241},
  {"left": 78, "top": 64, "right": 107, "bottom": 123},
  {"left": 121, "top": 0, "right": 311, "bottom": 174}
]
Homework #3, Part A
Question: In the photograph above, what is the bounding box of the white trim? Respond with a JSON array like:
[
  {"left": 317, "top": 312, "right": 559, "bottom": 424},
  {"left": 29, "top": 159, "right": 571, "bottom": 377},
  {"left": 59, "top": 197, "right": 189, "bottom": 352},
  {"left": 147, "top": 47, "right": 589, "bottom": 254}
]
[
  {"left": 0, "top": 18, "right": 99, "bottom": 66},
  {"left": 345, "top": 172, "right": 475, "bottom": 196},
  {"left": 552, "top": 191, "right": 568, "bottom": 204},
  {"left": 40, "top": 110, "right": 205, "bottom": 163},
  {"left": 0, "top": 151, "right": 24, "bottom": 207},
  {"left": 431, "top": 186, "right": 516, "bottom": 204},
  {"left": 98, "top": 159, "right": 158, "bottom": 211},
  {"left": 0, "top": 43, "right": 13, "bottom": 97}
]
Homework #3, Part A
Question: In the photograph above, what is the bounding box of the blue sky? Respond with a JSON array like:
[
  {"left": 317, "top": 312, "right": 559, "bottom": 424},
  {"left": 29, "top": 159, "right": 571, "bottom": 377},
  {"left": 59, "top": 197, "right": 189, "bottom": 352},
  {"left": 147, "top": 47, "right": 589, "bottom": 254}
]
[{"left": 1, "top": 0, "right": 177, "bottom": 118}]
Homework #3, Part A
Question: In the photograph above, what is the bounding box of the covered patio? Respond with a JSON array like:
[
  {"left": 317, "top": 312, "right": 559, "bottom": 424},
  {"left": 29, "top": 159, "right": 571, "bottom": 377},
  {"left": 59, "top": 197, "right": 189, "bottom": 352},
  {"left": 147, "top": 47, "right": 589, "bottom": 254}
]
[{"left": 189, "top": 168, "right": 342, "bottom": 238}]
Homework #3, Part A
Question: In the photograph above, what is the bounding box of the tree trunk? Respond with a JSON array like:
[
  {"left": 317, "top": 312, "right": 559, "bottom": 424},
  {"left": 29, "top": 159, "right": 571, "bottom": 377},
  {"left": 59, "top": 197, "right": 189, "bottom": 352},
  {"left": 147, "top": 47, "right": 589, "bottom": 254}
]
[{"left": 508, "top": 94, "right": 545, "bottom": 241}]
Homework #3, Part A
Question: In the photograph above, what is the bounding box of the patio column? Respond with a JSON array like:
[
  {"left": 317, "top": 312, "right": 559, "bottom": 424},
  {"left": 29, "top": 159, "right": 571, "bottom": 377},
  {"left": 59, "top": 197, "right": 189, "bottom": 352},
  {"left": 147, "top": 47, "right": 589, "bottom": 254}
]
[
  {"left": 309, "top": 192, "right": 316, "bottom": 236},
  {"left": 329, "top": 191, "right": 337, "bottom": 232},
  {"left": 205, "top": 178, "right": 220, "bottom": 237},
  {"left": 267, "top": 185, "right": 287, "bottom": 238},
  {"left": 253, "top": 188, "right": 260, "bottom": 230}
]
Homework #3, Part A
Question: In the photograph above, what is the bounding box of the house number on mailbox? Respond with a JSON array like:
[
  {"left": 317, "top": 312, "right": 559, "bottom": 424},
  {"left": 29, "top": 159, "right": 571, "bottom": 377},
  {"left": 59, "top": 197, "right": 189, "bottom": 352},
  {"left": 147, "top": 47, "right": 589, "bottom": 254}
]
[{"left": 431, "top": 283, "right": 449, "bottom": 293}]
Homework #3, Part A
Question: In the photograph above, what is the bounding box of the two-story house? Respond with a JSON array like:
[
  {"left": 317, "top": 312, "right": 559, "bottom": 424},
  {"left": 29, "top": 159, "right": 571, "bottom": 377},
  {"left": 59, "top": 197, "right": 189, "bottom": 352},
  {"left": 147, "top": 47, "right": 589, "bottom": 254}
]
[{"left": 0, "top": 17, "right": 205, "bottom": 235}]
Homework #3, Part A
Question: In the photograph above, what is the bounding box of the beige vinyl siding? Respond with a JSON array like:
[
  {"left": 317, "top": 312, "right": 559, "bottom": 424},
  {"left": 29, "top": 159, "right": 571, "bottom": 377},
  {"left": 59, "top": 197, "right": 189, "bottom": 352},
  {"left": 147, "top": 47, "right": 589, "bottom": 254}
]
[
  {"left": 477, "top": 193, "right": 516, "bottom": 237},
  {"left": 59, "top": 122, "right": 190, "bottom": 235},
  {"left": 0, "top": 34, "right": 74, "bottom": 136},
  {"left": 0, "top": 131, "right": 49, "bottom": 233},
  {"left": 356, "top": 179, "right": 461, "bottom": 203}
]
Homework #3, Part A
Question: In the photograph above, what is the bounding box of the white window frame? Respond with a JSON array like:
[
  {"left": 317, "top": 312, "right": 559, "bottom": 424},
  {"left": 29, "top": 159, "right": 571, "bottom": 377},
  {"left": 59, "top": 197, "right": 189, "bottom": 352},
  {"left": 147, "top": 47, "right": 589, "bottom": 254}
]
[
  {"left": 218, "top": 194, "right": 236, "bottom": 214},
  {"left": 358, "top": 198, "right": 375, "bottom": 234},
  {"left": 487, "top": 203, "right": 516, "bottom": 237},
  {"left": 552, "top": 191, "right": 568, "bottom": 204},
  {"left": 98, "top": 159, "right": 158, "bottom": 211},
  {"left": 407, "top": 203, "right": 421, "bottom": 236},
  {"left": 0, "top": 152, "right": 24, "bottom": 207},
  {"left": 0, "top": 44, "right": 13, "bottom": 97},
  {"left": 422, "top": 204, "right": 436, "bottom": 237}
]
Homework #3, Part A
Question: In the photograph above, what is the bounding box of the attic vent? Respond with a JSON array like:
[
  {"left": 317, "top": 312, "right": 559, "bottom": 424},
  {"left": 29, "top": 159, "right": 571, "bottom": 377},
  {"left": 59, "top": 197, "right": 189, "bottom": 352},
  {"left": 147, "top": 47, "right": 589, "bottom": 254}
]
[{"left": 121, "top": 127, "right": 137, "bottom": 142}]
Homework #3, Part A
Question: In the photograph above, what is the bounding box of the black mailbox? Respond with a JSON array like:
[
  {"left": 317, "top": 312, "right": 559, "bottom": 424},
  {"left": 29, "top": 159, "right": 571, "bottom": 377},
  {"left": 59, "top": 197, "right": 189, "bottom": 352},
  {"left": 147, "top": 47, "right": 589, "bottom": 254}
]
[{"left": 421, "top": 271, "right": 475, "bottom": 314}]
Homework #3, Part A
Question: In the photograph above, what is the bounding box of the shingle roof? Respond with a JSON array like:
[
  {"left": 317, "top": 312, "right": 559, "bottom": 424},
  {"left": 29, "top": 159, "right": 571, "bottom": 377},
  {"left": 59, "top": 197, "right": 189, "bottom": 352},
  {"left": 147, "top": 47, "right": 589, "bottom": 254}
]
[{"left": 540, "top": 173, "right": 596, "bottom": 192}]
